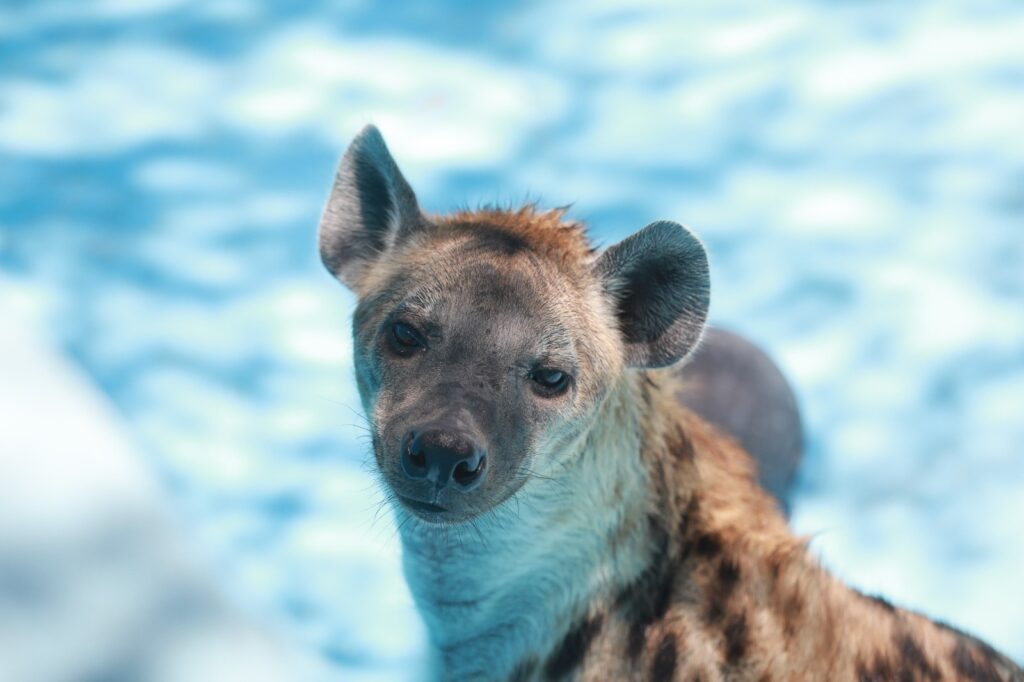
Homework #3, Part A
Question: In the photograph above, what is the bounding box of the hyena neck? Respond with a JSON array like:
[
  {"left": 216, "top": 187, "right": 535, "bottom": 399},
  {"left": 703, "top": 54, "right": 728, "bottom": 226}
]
[
  {"left": 397, "top": 372, "right": 656, "bottom": 680},
  {"left": 398, "top": 373, "right": 1024, "bottom": 680}
]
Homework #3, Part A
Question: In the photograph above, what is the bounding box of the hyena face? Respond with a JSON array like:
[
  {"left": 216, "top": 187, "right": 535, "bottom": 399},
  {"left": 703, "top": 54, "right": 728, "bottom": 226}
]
[
  {"left": 347, "top": 237, "right": 621, "bottom": 524},
  {"left": 320, "top": 126, "right": 710, "bottom": 523}
]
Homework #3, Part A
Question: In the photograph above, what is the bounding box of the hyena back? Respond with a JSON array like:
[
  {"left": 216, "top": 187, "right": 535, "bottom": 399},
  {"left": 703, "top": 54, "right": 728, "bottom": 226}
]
[{"left": 319, "top": 125, "right": 1022, "bottom": 681}]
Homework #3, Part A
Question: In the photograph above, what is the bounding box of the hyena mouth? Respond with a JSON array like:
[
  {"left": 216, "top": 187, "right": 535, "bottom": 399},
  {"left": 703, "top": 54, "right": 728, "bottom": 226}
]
[{"left": 396, "top": 494, "right": 448, "bottom": 516}]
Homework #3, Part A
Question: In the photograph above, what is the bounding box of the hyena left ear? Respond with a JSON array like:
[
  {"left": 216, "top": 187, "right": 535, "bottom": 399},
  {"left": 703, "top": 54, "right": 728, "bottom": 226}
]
[
  {"left": 319, "top": 124, "right": 427, "bottom": 290},
  {"left": 595, "top": 220, "right": 710, "bottom": 368}
]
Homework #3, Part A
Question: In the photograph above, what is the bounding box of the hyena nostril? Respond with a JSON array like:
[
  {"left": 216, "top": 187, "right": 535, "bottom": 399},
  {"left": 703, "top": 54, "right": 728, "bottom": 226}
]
[
  {"left": 453, "top": 456, "right": 485, "bottom": 485},
  {"left": 408, "top": 436, "right": 426, "bottom": 468},
  {"left": 401, "top": 428, "right": 487, "bottom": 490},
  {"left": 402, "top": 432, "right": 427, "bottom": 473}
]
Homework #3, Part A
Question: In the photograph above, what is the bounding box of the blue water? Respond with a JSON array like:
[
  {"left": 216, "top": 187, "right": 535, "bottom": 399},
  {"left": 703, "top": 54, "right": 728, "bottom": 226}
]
[{"left": 2, "top": 1, "right": 1022, "bottom": 676}]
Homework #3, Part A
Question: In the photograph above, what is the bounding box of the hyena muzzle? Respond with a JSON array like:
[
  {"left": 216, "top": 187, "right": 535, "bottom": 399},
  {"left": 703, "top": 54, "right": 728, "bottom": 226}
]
[{"left": 318, "top": 125, "right": 1023, "bottom": 681}]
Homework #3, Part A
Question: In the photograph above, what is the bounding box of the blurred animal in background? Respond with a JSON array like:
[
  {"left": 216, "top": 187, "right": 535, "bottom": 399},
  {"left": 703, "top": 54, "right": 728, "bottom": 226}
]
[
  {"left": 678, "top": 327, "right": 803, "bottom": 516},
  {"left": 319, "top": 126, "right": 1023, "bottom": 681}
]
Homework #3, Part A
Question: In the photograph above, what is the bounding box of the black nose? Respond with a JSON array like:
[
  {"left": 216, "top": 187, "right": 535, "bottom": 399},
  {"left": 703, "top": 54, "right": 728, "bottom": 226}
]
[{"left": 401, "top": 428, "right": 486, "bottom": 491}]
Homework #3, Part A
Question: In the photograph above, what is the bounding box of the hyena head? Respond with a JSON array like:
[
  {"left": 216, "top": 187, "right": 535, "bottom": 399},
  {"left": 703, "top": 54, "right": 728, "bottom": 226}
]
[{"left": 320, "top": 126, "right": 710, "bottom": 524}]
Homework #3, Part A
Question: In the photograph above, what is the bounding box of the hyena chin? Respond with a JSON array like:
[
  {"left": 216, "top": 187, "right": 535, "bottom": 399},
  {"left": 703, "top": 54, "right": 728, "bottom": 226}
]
[{"left": 319, "top": 125, "right": 1023, "bottom": 681}]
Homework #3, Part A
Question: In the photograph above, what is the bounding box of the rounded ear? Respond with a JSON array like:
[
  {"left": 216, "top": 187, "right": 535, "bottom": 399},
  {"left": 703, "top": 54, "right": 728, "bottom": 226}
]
[
  {"left": 318, "top": 124, "right": 427, "bottom": 290},
  {"left": 595, "top": 220, "right": 710, "bottom": 368}
]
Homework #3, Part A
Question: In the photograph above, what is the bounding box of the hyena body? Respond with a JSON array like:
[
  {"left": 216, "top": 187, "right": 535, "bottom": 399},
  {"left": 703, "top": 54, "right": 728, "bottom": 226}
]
[{"left": 320, "top": 126, "right": 1022, "bottom": 681}]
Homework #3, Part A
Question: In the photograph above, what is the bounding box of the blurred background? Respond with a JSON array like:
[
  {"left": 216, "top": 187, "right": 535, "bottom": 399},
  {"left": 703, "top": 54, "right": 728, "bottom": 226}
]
[{"left": 1, "top": 1, "right": 1022, "bottom": 679}]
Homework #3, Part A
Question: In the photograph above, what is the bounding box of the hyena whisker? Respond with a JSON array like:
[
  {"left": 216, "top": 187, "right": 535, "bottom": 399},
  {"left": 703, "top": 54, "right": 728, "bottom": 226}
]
[
  {"left": 368, "top": 495, "right": 394, "bottom": 531},
  {"left": 467, "top": 517, "right": 489, "bottom": 551},
  {"left": 388, "top": 508, "right": 418, "bottom": 545},
  {"left": 516, "top": 466, "right": 558, "bottom": 482},
  {"left": 318, "top": 396, "right": 373, "bottom": 424}
]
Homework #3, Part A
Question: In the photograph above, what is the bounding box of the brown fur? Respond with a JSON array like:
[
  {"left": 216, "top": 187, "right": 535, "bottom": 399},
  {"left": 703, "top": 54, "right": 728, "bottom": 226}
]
[
  {"left": 325, "top": 169, "right": 1021, "bottom": 682},
  {"left": 409, "top": 207, "right": 1022, "bottom": 682},
  {"left": 535, "top": 376, "right": 1022, "bottom": 681}
]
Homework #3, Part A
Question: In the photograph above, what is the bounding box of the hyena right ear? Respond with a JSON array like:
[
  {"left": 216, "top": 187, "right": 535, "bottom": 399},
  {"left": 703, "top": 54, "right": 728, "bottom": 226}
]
[
  {"left": 596, "top": 220, "right": 710, "bottom": 369},
  {"left": 318, "top": 125, "right": 427, "bottom": 290}
]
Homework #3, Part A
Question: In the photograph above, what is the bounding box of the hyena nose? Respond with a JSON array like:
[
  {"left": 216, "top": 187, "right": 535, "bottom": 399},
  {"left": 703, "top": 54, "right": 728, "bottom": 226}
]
[{"left": 401, "top": 428, "right": 487, "bottom": 492}]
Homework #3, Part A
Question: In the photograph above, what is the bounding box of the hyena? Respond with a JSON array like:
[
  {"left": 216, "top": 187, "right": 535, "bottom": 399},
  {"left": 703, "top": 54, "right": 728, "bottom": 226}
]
[{"left": 319, "top": 125, "right": 1023, "bottom": 681}]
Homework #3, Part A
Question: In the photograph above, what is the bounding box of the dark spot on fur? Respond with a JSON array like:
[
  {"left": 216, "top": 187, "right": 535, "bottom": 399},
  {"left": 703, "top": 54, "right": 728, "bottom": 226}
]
[
  {"left": 616, "top": 516, "right": 676, "bottom": 659},
  {"left": 934, "top": 619, "right": 973, "bottom": 640},
  {"left": 779, "top": 590, "right": 802, "bottom": 640},
  {"left": 895, "top": 633, "right": 939, "bottom": 681},
  {"left": 693, "top": 532, "right": 721, "bottom": 558},
  {"left": 544, "top": 613, "right": 604, "bottom": 679},
  {"left": 951, "top": 639, "right": 1003, "bottom": 681},
  {"left": 650, "top": 633, "right": 677, "bottom": 680},
  {"left": 704, "top": 559, "right": 740, "bottom": 625},
  {"left": 723, "top": 613, "right": 748, "bottom": 665},
  {"left": 861, "top": 592, "right": 896, "bottom": 613},
  {"left": 938, "top": 620, "right": 1021, "bottom": 680},
  {"left": 718, "top": 559, "right": 740, "bottom": 590},
  {"left": 857, "top": 654, "right": 896, "bottom": 682},
  {"left": 672, "top": 428, "right": 694, "bottom": 461},
  {"left": 937, "top": 620, "right": 1009, "bottom": 661},
  {"left": 679, "top": 496, "right": 699, "bottom": 538},
  {"left": 705, "top": 595, "right": 725, "bottom": 625},
  {"left": 640, "top": 376, "right": 657, "bottom": 412},
  {"left": 675, "top": 497, "right": 699, "bottom": 568}
]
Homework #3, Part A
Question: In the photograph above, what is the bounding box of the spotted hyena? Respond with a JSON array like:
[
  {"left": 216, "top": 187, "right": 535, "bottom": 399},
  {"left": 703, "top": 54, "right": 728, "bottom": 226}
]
[{"left": 319, "top": 125, "right": 1023, "bottom": 681}]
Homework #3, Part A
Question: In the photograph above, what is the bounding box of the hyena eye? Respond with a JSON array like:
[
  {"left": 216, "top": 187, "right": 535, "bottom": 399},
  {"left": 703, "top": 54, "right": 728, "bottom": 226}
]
[
  {"left": 388, "top": 321, "right": 425, "bottom": 355},
  {"left": 530, "top": 368, "right": 570, "bottom": 396}
]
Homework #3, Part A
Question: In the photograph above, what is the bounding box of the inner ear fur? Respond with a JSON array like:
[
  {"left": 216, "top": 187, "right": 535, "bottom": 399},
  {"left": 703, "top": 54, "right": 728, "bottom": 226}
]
[
  {"left": 318, "top": 124, "right": 426, "bottom": 290},
  {"left": 595, "top": 220, "right": 710, "bottom": 369}
]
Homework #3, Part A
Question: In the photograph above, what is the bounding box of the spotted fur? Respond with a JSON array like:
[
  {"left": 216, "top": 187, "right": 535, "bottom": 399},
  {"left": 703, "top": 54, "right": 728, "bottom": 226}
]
[{"left": 320, "top": 126, "right": 1024, "bottom": 681}]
